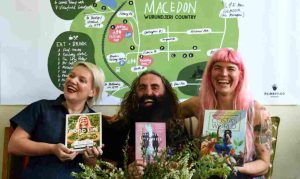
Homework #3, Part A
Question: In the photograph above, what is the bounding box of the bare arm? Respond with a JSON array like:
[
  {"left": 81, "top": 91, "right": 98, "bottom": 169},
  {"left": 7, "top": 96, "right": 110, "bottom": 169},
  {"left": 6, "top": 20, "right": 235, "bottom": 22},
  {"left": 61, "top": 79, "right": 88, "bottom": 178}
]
[
  {"left": 238, "top": 102, "right": 272, "bottom": 175},
  {"left": 179, "top": 96, "right": 200, "bottom": 119},
  {"left": 8, "top": 126, "right": 78, "bottom": 161}
]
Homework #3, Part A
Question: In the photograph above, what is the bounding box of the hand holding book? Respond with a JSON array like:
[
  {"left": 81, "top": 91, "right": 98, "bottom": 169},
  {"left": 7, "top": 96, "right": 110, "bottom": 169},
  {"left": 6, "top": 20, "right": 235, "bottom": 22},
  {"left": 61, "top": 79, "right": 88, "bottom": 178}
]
[
  {"left": 82, "top": 145, "right": 104, "bottom": 167},
  {"left": 201, "top": 110, "right": 247, "bottom": 166}
]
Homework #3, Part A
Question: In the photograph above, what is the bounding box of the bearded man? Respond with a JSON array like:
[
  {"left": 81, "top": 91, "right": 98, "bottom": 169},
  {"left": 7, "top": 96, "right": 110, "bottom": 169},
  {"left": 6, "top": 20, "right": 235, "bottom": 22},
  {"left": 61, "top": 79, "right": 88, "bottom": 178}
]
[{"left": 102, "top": 70, "right": 188, "bottom": 175}]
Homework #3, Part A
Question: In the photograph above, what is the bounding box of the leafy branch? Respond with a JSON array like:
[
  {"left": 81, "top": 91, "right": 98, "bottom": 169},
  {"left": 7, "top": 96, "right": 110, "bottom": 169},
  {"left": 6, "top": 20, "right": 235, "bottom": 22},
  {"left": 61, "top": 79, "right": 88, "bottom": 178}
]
[{"left": 72, "top": 139, "right": 235, "bottom": 179}]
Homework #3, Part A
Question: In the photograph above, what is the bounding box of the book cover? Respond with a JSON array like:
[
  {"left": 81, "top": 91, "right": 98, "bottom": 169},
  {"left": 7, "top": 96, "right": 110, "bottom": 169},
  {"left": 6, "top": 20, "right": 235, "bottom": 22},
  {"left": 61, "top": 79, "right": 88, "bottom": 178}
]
[
  {"left": 135, "top": 122, "right": 166, "bottom": 164},
  {"left": 65, "top": 112, "right": 102, "bottom": 151},
  {"left": 201, "top": 110, "right": 247, "bottom": 166}
]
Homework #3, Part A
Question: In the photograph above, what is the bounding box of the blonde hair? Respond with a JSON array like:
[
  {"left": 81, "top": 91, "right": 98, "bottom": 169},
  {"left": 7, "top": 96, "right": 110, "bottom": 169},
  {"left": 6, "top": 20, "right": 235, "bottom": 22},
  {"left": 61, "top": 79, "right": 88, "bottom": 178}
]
[
  {"left": 75, "top": 115, "right": 92, "bottom": 130},
  {"left": 73, "top": 61, "right": 105, "bottom": 107}
]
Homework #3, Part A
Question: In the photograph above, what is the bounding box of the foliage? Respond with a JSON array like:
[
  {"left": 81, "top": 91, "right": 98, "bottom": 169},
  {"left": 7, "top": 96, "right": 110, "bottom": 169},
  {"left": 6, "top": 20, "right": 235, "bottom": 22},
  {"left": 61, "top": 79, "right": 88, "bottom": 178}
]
[
  {"left": 193, "top": 153, "right": 232, "bottom": 179},
  {"left": 142, "top": 149, "right": 195, "bottom": 179},
  {"left": 72, "top": 139, "right": 235, "bottom": 179},
  {"left": 71, "top": 161, "right": 125, "bottom": 179}
]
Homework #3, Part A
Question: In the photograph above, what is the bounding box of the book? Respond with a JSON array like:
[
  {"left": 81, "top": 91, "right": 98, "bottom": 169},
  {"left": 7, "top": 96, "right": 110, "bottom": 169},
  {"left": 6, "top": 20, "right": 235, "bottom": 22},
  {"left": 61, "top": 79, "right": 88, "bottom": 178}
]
[
  {"left": 201, "top": 110, "right": 247, "bottom": 166},
  {"left": 135, "top": 122, "right": 166, "bottom": 164},
  {"left": 65, "top": 112, "right": 102, "bottom": 151}
]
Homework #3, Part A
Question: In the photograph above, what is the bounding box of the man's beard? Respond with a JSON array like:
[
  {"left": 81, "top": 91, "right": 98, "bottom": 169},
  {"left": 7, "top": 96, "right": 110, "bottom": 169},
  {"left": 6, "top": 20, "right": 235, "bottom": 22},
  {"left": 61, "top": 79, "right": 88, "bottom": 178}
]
[{"left": 134, "top": 94, "right": 173, "bottom": 122}]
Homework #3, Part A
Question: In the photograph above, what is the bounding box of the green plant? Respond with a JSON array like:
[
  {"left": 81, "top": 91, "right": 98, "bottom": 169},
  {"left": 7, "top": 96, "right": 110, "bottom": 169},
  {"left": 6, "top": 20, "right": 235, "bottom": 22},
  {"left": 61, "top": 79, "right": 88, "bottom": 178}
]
[
  {"left": 72, "top": 139, "right": 234, "bottom": 179},
  {"left": 193, "top": 153, "right": 232, "bottom": 179},
  {"left": 71, "top": 160, "right": 125, "bottom": 179},
  {"left": 142, "top": 149, "right": 195, "bottom": 179}
]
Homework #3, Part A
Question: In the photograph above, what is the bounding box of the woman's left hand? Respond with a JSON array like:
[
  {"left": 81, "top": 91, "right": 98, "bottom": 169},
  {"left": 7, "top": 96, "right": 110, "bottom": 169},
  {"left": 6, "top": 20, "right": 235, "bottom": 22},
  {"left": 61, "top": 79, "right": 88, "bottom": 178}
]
[{"left": 83, "top": 145, "right": 103, "bottom": 166}]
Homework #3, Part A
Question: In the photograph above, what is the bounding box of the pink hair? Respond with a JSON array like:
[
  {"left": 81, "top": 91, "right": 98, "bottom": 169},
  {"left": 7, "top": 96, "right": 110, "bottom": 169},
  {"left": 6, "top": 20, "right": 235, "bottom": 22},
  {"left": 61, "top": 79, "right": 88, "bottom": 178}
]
[{"left": 198, "top": 48, "right": 254, "bottom": 161}]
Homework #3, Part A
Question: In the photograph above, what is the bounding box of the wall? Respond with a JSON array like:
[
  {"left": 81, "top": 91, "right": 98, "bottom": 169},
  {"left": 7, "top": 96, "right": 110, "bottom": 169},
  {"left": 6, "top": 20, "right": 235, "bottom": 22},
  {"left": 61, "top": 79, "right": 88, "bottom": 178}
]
[{"left": 1, "top": 105, "right": 299, "bottom": 179}]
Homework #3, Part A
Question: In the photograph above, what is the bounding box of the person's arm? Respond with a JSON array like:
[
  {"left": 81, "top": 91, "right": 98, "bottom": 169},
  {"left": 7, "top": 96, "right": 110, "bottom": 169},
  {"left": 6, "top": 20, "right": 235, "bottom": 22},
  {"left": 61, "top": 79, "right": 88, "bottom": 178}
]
[
  {"left": 237, "top": 102, "right": 272, "bottom": 175},
  {"left": 8, "top": 126, "right": 78, "bottom": 161},
  {"left": 179, "top": 96, "right": 200, "bottom": 119},
  {"left": 226, "top": 134, "right": 232, "bottom": 144},
  {"left": 101, "top": 118, "right": 129, "bottom": 168}
]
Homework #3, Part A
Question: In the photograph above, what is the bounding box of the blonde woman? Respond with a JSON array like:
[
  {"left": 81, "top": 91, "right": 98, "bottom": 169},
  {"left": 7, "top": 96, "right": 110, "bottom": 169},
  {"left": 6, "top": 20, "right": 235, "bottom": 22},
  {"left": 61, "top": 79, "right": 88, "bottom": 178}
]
[{"left": 8, "top": 62, "right": 105, "bottom": 178}]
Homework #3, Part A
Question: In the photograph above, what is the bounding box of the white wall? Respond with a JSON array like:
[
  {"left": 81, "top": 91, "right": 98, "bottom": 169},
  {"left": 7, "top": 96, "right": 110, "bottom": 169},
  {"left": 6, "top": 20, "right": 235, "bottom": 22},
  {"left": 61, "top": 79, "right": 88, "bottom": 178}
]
[{"left": 1, "top": 105, "right": 299, "bottom": 179}]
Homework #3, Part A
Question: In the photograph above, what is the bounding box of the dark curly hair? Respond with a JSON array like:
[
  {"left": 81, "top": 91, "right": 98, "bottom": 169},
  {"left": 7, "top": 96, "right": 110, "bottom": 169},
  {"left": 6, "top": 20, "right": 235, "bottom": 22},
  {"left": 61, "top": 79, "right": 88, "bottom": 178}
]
[{"left": 117, "top": 70, "right": 179, "bottom": 122}]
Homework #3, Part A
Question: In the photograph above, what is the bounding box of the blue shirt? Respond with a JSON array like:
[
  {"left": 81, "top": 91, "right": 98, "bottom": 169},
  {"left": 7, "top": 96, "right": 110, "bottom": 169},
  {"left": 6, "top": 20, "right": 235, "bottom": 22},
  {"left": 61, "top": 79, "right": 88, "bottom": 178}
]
[{"left": 10, "top": 94, "right": 93, "bottom": 179}]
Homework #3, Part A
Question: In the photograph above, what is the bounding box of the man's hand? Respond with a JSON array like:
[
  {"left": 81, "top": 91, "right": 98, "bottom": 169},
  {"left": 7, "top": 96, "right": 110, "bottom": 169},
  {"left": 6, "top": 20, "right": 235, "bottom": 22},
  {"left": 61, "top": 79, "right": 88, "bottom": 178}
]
[
  {"left": 52, "top": 143, "right": 78, "bottom": 161},
  {"left": 128, "top": 160, "right": 146, "bottom": 179}
]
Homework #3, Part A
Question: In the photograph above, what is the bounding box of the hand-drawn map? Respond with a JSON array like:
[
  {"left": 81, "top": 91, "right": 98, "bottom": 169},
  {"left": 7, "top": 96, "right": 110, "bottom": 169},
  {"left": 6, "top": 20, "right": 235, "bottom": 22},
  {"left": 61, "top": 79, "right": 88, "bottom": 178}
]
[{"left": 48, "top": 0, "right": 241, "bottom": 104}]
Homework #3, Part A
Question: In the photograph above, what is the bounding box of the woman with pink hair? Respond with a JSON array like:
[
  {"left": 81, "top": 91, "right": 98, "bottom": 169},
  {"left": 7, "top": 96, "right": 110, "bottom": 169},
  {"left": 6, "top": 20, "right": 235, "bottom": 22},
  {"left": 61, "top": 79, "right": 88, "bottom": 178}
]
[{"left": 180, "top": 48, "right": 272, "bottom": 178}]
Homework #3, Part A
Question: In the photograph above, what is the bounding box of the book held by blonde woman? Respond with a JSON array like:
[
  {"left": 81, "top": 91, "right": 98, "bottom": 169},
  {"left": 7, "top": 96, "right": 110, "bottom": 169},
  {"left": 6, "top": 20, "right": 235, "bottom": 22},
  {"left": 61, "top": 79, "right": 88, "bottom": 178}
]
[{"left": 65, "top": 112, "right": 102, "bottom": 151}]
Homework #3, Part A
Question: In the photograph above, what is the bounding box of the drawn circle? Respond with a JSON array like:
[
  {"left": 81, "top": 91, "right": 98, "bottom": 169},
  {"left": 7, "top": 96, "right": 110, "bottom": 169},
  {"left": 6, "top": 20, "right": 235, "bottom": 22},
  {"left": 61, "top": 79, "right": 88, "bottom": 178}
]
[
  {"left": 193, "top": 46, "right": 198, "bottom": 50},
  {"left": 130, "top": 45, "right": 135, "bottom": 50},
  {"left": 139, "top": 56, "right": 153, "bottom": 67},
  {"left": 93, "top": 3, "right": 97, "bottom": 7},
  {"left": 110, "top": 25, "right": 115, "bottom": 29},
  {"left": 101, "top": 6, "right": 106, "bottom": 10},
  {"left": 171, "top": 54, "right": 176, "bottom": 58},
  {"left": 160, "top": 46, "right": 165, "bottom": 50},
  {"left": 183, "top": 53, "right": 187, "bottom": 58},
  {"left": 189, "top": 53, "right": 194, "bottom": 58},
  {"left": 129, "top": 1, "right": 134, "bottom": 5},
  {"left": 119, "top": 60, "right": 126, "bottom": 66},
  {"left": 123, "top": 19, "right": 128, "bottom": 24}
]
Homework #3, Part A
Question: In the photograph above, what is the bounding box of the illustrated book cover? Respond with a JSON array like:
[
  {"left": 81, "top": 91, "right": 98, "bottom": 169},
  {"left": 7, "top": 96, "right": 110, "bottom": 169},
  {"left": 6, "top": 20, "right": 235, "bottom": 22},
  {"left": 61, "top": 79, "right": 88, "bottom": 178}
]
[
  {"left": 135, "top": 122, "right": 166, "bottom": 164},
  {"left": 65, "top": 112, "right": 102, "bottom": 151},
  {"left": 201, "top": 110, "right": 247, "bottom": 166}
]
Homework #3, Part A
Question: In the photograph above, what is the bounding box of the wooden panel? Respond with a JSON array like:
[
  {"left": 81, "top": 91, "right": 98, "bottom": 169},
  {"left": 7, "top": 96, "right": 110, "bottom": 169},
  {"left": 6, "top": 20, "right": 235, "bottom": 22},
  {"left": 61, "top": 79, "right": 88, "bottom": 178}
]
[
  {"left": 2, "top": 127, "right": 29, "bottom": 179},
  {"left": 2, "top": 127, "right": 13, "bottom": 179}
]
